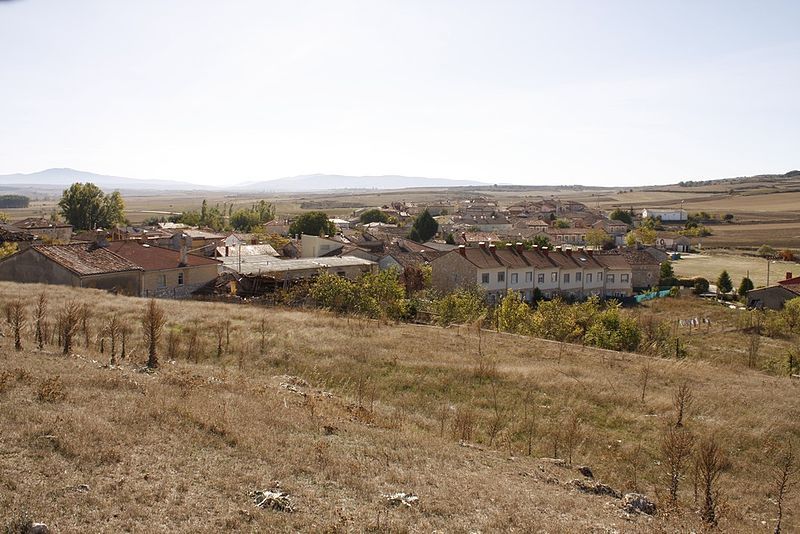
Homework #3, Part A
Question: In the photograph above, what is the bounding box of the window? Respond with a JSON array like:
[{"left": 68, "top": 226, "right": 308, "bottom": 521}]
[
  {"left": 481, "top": 273, "right": 490, "bottom": 284},
  {"left": 177, "top": 272, "right": 185, "bottom": 286},
  {"left": 621, "top": 274, "right": 629, "bottom": 283},
  {"left": 551, "top": 272, "right": 558, "bottom": 283},
  {"left": 563, "top": 273, "right": 570, "bottom": 284},
  {"left": 537, "top": 273, "right": 545, "bottom": 283},
  {"left": 586, "top": 273, "right": 592, "bottom": 283},
  {"left": 576, "top": 272, "right": 582, "bottom": 282},
  {"left": 157, "top": 274, "right": 166, "bottom": 287},
  {"left": 525, "top": 271, "right": 533, "bottom": 283},
  {"left": 607, "top": 274, "right": 615, "bottom": 283},
  {"left": 510, "top": 273, "right": 518, "bottom": 284},
  {"left": 497, "top": 271, "right": 505, "bottom": 283},
  {"left": 598, "top": 271, "right": 603, "bottom": 280}
]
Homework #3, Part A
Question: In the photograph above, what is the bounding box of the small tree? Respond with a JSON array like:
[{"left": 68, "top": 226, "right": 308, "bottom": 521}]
[
  {"left": 609, "top": 208, "right": 633, "bottom": 225},
  {"left": 141, "top": 299, "right": 166, "bottom": 369},
  {"left": 59, "top": 301, "right": 81, "bottom": 356},
  {"left": 717, "top": 271, "right": 733, "bottom": 294},
  {"left": 662, "top": 426, "right": 695, "bottom": 508},
  {"left": 288, "top": 211, "right": 336, "bottom": 237},
  {"left": 79, "top": 304, "right": 92, "bottom": 348},
  {"left": 695, "top": 436, "right": 730, "bottom": 526},
  {"left": 359, "top": 208, "right": 389, "bottom": 224},
  {"left": 659, "top": 261, "right": 676, "bottom": 286},
  {"left": 408, "top": 209, "right": 438, "bottom": 242},
  {"left": 693, "top": 277, "right": 710, "bottom": 295},
  {"left": 6, "top": 299, "right": 26, "bottom": 351},
  {"left": 758, "top": 244, "right": 776, "bottom": 258},
  {"left": 106, "top": 313, "right": 121, "bottom": 365},
  {"left": 738, "top": 276, "right": 754, "bottom": 297},
  {"left": 585, "top": 229, "right": 613, "bottom": 249},
  {"left": 34, "top": 292, "right": 47, "bottom": 350},
  {"left": 673, "top": 382, "right": 693, "bottom": 428},
  {"left": 772, "top": 443, "right": 797, "bottom": 534}
]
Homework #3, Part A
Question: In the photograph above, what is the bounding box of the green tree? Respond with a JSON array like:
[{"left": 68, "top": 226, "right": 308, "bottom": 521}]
[
  {"left": 445, "top": 232, "right": 456, "bottom": 245},
  {"left": 58, "top": 182, "right": 126, "bottom": 231},
  {"left": 289, "top": 211, "right": 336, "bottom": 237},
  {"left": 409, "top": 209, "right": 438, "bottom": 242},
  {"left": 609, "top": 209, "right": 633, "bottom": 225},
  {"left": 495, "top": 290, "right": 532, "bottom": 335},
  {"left": 0, "top": 195, "right": 30, "bottom": 209},
  {"left": 360, "top": 209, "right": 389, "bottom": 224},
  {"left": 585, "top": 229, "right": 613, "bottom": 249},
  {"left": 693, "top": 277, "right": 710, "bottom": 295},
  {"left": 531, "top": 234, "right": 552, "bottom": 249},
  {"left": 659, "top": 261, "right": 677, "bottom": 286},
  {"left": 434, "top": 286, "right": 487, "bottom": 326},
  {"left": 0, "top": 211, "right": 8, "bottom": 223},
  {"left": 554, "top": 218, "right": 570, "bottom": 229},
  {"left": 738, "top": 277, "right": 754, "bottom": 296},
  {"left": 717, "top": 270, "right": 733, "bottom": 294},
  {"left": 230, "top": 209, "right": 262, "bottom": 232},
  {"left": 781, "top": 297, "right": 800, "bottom": 334}
]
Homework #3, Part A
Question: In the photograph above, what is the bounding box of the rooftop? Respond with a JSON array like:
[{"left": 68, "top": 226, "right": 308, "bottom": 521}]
[
  {"left": 32, "top": 243, "right": 142, "bottom": 276},
  {"left": 108, "top": 241, "right": 220, "bottom": 271},
  {"left": 221, "top": 255, "right": 375, "bottom": 275}
]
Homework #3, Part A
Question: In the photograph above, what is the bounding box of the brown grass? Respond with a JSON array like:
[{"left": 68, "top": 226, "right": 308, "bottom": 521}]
[{"left": 1, "top": 282, "right": 798, "bottom": 532}]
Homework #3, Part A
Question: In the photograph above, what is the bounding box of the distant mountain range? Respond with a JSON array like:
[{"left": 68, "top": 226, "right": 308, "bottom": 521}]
[
  {"left": 0, "top": 168, "right": 208, "bottom": 191},
  {"left": 0, "top": 168, "right": 487, "bottom": 192},
  {"left": 240, "top": 174, "right": 486, "bottom": 191}
]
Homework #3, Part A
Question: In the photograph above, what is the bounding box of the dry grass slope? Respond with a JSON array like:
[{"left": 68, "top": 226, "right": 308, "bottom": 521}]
[{"left": 1, "top": 282, "right": 798, "bottom": 532}]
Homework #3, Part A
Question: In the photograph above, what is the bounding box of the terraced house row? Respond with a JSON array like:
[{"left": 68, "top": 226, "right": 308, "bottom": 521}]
[{"left": 431, "top": 242, "right": 634, "bottom": 302}]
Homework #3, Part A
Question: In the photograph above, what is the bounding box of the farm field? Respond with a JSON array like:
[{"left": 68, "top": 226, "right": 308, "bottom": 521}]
[
  {"left": 1, "top": 282, "right": 799, "bottom": 532},
  {"left": 671, "top": 252, "right": 799, "bottom": 288}
]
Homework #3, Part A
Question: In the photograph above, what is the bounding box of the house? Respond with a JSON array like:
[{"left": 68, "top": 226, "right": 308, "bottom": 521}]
[
  {"left": 430, "top": 242, "right": 634, "bottom": 303},
  {"left": 546, "top": 227, "right": 588, "bottom": 246},
  {"left": 377, "top": 240, "right": 441, "bottom": 272},
  {"left": 747, "top": 284, "right": 800, "bottom": 310},
  {"left": 594, "top": 254, "right": 634, "bottom": 298},
  {"left": 215, "top": 243, "right": 279, "bottom": 258},
  {"left": 163, "top": 229, "right": 225, "bottom": 257},
  {"left": 0, "top": 241, "right": 142, "bottom": 294},
  {"left": 300, "top": 234, "right": 344, "bottom": 258},
  {"left": 329, "top": 218, "right": 351, "bottom": 230},
  {"left": 12, "top": 218, "right": 73, "bottom": 243},
  {"left": 641, "top": 209, "right": 688, "bottom": 222},
  {"left": 220, "top": 255, "right": 376, "bottom": 281},
  {"left": 654, "top": 232, "right": 691, "bottom": 252},
  {"left": 613, "top": 249, "right": 662, "bottom": 291},
  {"left": 264, "top": 219, "right": 291, "bottom": 236},
  {"left": 107, "top": 240, "right": 221, "bottom": 298}
]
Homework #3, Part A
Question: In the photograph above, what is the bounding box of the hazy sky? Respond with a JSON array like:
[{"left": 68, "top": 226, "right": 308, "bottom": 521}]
[{"left": 1, "top": 0, "right": 798, "bottom": 186}]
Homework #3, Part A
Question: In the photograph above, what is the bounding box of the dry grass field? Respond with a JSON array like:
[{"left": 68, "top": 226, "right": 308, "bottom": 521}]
[
  {"left": 672, "top": 252, "right": 799, "bottom": 288},
  {"left": 1, "top": 282, "right": 799, "bottom": 532}
]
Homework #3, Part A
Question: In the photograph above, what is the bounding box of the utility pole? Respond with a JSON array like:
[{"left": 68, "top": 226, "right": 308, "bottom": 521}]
[{"left": 767, "top": 259, "right": 770, "bottom": 287}]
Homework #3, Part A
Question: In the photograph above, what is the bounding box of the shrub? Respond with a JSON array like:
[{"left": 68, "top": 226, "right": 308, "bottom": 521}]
[
  {"left": 693, "top": 277, "right": 710, "bottom": 294},
  {"left": 494, "top": 290, "right": 532, "bottom": 335},
  {"left": 434, "top": 286, "right": 487, "bottom": 326}
]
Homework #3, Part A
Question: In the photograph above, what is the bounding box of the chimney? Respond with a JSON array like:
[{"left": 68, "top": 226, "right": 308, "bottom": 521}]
[
  {"left": 787, "top": 272, "right": 793, "bottom": 280},
  {"left": 515, "top": 242, "right": 523, "bottom": 254},
  {"left": 565, "top": 248, "right": 573, "bottom": 255},
  {"left": 479, "top": 241, "right": 486, "bottom": 250},
  {"left": 586, "top": 249, "right": 593, "bottom": 256},
  {"left": 555, "top": 246, "right": 562, "bottom": 252},
  {"left": 458, "top": 245, "right": 466, "bottom": 256},
  {"left": 532, "top": 244, "right": 539, "bottom": 251},
  {"left": 489, "top": 244, "right": 497, "bottom": 254},
  {"left": 179, "top": 237, "right": 188, "bottom": 266},
  {"left": 542, "top": 246, "right": 549, "bottom": 256},
  {"left": 94, "top": 230, "right": 108, "bottom": 248}
]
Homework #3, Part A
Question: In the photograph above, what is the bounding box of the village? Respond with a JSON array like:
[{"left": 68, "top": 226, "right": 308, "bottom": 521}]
[{"left": 0, "top": 195, "right": 719, "bottom": 303}]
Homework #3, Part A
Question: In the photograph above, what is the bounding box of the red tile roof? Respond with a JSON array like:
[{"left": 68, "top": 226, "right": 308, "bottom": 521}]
[
  {"left": 33, "top": 244, "right": 142, "bottom": 276},
  {"left": 107, "top": 241, "right": 220, "bottom": 271}
]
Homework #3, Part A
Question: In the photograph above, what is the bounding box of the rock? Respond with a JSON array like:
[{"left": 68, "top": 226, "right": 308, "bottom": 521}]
[
  {"left": 578, "top": 465, "right": 594, "bottom": 479},
  {"left": 621, "top": 493, "right": 656, "bottom": 515},
  {"left": 569, "top": 479, "right": 622, "bottom": 499},
  {"left": 249, "top": 489, "right": 294, "bottom": 512},
  {"left": 30, "top": 524, "right": 50, "bottom": 534},
  {"left": 384, "top": 492, "right": 419, "bottom": 507},
  {"left": 539, "top": 457, "right": 567, "bottom": 467}
]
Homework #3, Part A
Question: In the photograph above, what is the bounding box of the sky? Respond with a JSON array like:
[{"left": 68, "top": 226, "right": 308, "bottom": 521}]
[{"left": 1, "top": 0, "right": 799, "bottom": 187}]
